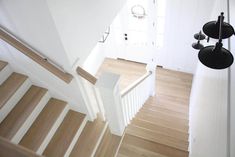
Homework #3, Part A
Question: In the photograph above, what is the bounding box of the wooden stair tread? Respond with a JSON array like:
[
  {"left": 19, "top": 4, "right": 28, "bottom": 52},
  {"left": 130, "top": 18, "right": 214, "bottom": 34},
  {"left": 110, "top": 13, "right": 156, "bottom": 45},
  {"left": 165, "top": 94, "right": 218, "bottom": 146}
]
[
  {"left": 131, "top": 119, "right": 188, "bottom": 141},
  {"left": 43, "top": 110, "right": 85, "bottom": 157},
  {"left": 95, "top": 127, "right": 122, "bottom": 157},
  {"left": 0, "top": 86, "right": 47, "bottom": 140},
  {"left": 139, "top": 108, "right": 189, "bottom": 122},
  {"left": 143, "top": 104, "right": 189, "bottom": 119},
  {"left": 19, "top": 98, "right": 67, "bottom": 151},
  {"left": 117, "top": 154, "right": 128, "bottom": 157},
  {"left": 150, "top": 94, "right": 189, "bottom": 106},
  {"left": 120, "top": 134, "right": 188, "bottom": 157},
  {"left": 136, "top": 113, "right": 189, "bottom": 132},
  {"left": 0, "top": 60, "right": 8, "bottom": 71},
  {"left": 69, "top": 117, "right": 106, "bottom": 157},
  {"left": 0, "top": 72, "right": 27, "bottom": 109},
  {"left": 119, "top": 143, "right": 168, "bottom": 157},
  {"left": 126, "top": 125, "right": 189, "bottom": 151},
  {"left": 0, "top": 137, "right": 42, "bottom": 157}
]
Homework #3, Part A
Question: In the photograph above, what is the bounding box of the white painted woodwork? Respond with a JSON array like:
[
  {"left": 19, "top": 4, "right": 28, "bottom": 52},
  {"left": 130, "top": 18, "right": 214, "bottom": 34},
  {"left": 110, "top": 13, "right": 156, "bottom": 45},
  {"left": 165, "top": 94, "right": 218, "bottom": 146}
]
[
  {"left": 76, "top": 76, "right": 97, "bottom": 121},
  {"left": 96, "top": 72, "right": 125, "bottom": 136},
  {"left": 0, "top": 64, "right": 12, "bottom": 85},
  {"left": 121, "top": 71, "right": 152, "bottom": 125},
  {"left": 36, "top": 105, "right": 69, "bottom": 154},
  {"left": 97, "top": 64, "right": 154, "bottom": 136},
  {"left": 46, "top": 0, "right": 126, "bottom": 66},
  {"left": 91, "top": 123, "right": 108, "bottom": 157},
  {"left": 64, "top": 116, "right": 88, "bottom": 157},
  {"left": 0, "top": 78, "right": 31, "bottom": 123},
  {"left": 11, "top": 92, "right": 50, "bottom": 144}
]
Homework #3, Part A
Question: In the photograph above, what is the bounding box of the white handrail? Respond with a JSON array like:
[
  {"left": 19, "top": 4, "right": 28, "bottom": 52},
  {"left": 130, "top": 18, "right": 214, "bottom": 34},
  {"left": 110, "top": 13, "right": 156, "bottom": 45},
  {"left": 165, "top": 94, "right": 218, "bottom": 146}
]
[{"left": 121, "top": 71, "right": 152, "bottom": 97}]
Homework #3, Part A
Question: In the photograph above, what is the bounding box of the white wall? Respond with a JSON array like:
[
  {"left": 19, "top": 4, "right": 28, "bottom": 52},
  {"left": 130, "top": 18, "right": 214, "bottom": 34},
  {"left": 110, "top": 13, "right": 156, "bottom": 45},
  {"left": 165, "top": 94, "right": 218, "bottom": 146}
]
[
  {"left": 189, "top": 64, "right": 228, "bottom": 157},
  {"left": 0, "top": 41, "right": 89, "bottom": 114},
  {"left": 102, "top": 0, "right": 158, "bottom": 65},
  {"left": 0, "top": 0, "right": 71, "bottom": 71},
  {"left": 46, "top": 0, "right": 126, "bottom": 67},
  {"left": 229, "top": 0, "right": 235, "bottom": 156},
  {"left": 101, "top": 0, "right": 217, "bottom": 74},
  {"left": 82, "top": 43, "right": 105, "bottom": 76},
  {"left": 189, "top": 0, "right": 231, "bottom": 156},
  {"left": 0, "top": 0, "right": 127, "bottom": 118},
  {"left": 0, "top": 0, "right": 89, "bottom": 114}
]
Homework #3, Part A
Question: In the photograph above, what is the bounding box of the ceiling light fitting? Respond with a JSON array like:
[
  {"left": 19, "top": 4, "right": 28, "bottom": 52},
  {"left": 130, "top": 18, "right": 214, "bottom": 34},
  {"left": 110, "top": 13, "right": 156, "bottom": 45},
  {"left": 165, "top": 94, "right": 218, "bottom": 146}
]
[
  {"left": 193, "top": 12, "right": 234, "bottom": 69},
  {"left": 131, "top": 5, "right": 146, "bottom": 19}
]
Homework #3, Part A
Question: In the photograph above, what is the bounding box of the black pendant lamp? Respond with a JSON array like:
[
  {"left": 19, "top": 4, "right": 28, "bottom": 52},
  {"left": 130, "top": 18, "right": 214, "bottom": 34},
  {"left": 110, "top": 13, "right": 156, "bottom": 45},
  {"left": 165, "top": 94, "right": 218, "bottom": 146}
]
[
  {"left": 203, "top": 13, "right": 235, "bottom": 39},
  {"left": 198, "top": 12, "right": 234, "bottom": 69},
  {"left": 192, "top": 31, "right": 205, "bottom": 50}
]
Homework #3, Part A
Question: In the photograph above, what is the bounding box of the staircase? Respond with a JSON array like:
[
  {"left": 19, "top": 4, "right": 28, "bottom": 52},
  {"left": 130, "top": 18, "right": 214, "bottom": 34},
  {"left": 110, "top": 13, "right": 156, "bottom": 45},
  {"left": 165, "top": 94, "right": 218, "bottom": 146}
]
[
  {"left": 118, "top": 68, "right": 192, "bottom": 157},
  {"left": 0, "top": 60, "right": 121, "bottom": 157}
]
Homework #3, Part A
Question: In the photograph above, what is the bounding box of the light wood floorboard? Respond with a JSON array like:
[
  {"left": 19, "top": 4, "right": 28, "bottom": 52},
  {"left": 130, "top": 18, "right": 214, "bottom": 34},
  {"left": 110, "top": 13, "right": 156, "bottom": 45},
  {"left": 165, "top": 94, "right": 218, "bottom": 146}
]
[
  {"left": 69, "top": 116, "right": 105, "bottom": 157},
  {"left": 43, "top": 110, "right": 85, "bottom": 157},
  {"left": 0, "top": 86, "right": 47, "bottom": 140},
  {"left": 0, "top": 72, "right": 27, "bottom": 109},
  {"left": 96, "top": 58, "right": 146, "bottom": 90},
  {"left": 95, "top": 127, "right": 121, "bottom": 157},
  {"left": 0, "top": 60, "right": 7, "bottom": 71},
  {"left": 19, "top": 98, "right": 67, "bottom": 151}
]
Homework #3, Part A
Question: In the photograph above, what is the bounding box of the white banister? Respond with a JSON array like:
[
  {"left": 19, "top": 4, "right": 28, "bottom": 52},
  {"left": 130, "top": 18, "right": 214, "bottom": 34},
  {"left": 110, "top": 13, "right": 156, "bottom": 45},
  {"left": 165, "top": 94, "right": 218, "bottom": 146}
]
[
  {"left": 96, "top": 62, "right": 156, "bottom": 136},
  {"left": 120, "top": 71, "right": 153, "bottom": 125},
  {"left": 96, "top": 72, "right": 125, "bottom": 136}
]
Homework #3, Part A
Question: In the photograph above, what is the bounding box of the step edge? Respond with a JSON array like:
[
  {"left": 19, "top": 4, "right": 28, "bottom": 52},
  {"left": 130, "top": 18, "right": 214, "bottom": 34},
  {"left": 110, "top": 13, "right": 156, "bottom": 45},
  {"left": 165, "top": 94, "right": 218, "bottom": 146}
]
[
  {"left": 0, "top": 79, "right": 31, "bottom": 123},
  {"left": 64, "top": 115, "right": 88, "bottom": 157},
  {"left": 131, "top": 119, "right": 189, "bottom": 135},
  {"left": 126, "top": 132, "right": 189, "bottom": 153},
  {"left": 11, "top": 92, "right": 50, "bottom": 144},
  {"left": 91, "top": 122, "right": 108, "bottom": 157},
  {"left": 0, "top": 64, "right": 12, "bottom": 85},
  {"left": 127, "top": 125, "right": 189, "bottom": 144},
  {"left": 114, "top": 129, "right": 126, "bottom": 157},
  {"left": 36, "top": 105, "right": 69, "bottom": 154},
  {"left": 130, "top": 123, "right": 189, "bottom": 142}
]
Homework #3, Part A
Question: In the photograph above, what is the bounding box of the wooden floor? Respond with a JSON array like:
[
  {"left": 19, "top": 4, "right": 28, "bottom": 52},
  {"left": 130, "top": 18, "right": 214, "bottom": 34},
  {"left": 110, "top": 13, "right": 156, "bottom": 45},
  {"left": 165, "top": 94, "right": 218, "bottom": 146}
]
[
  {"left": 98, "top": 58, "right": 193, "bottom": 157},
  {"left": 96, "top": 58, "right": 146, "bottom": 91}
]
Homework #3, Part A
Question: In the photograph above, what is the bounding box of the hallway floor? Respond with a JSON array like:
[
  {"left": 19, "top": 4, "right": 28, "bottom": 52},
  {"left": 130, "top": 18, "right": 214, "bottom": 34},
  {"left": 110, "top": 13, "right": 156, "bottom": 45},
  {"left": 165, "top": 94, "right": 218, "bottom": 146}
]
[{"left": 96, "top": 58, "right": 146, "bottom": 91}]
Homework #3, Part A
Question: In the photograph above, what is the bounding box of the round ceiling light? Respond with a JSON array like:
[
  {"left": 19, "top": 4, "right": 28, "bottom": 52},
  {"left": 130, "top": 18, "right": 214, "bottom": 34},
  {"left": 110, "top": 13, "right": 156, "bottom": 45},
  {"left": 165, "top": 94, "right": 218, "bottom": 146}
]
[{"left": 131, "top": 5, "right": 146, "bottom": 19}]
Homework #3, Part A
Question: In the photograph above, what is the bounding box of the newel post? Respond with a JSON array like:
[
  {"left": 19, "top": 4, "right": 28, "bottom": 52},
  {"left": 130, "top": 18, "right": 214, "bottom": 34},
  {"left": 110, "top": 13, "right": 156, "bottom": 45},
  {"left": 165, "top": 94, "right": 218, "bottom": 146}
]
[
  {"left": 96, "top": 72, "right": 125, "bottom": 136},
  {"left": 146, "top": 61, "right": 156, "bottom": 96}
]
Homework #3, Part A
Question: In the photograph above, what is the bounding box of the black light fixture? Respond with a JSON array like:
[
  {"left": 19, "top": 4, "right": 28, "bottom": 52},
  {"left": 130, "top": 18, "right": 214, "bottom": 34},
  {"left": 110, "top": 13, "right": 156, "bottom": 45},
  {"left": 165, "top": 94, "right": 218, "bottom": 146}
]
[
  {"left": 203, "top": 13, "right": 235, "bottom": 39},
  {"left": 197, "top": 12, "right": 234, "bottom": 69},
  {"left": 192, "top": 31, "right": 205, "bottom": 50}
]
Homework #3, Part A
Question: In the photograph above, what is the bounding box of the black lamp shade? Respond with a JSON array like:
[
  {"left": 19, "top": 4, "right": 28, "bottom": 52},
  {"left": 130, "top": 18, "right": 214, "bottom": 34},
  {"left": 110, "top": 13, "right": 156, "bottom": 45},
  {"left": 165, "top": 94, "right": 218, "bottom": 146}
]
[
  {"left": 203, "top": 21, "right": 235, "bottom": 39},
  {"left": 198, "top": 45, "right": 234, "bottom": 69},
  {"left": 194, "top": 33, "right": 206, "bottom": 40},
  {"left": 192, "top": 42, "right": 204, "bottom": 50}
]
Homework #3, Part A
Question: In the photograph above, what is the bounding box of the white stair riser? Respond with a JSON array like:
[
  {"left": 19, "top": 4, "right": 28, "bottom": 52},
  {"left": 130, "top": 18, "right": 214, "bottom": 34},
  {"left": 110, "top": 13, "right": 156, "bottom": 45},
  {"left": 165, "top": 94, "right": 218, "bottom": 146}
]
[
  {"left": 0, "top": 79, "right": 31, "bottom": 123},
  {"left": 36, "top": 105, "right": 69, "bottom": 155},
  {"left": 11, "top": 92, "right": 51, "bottom": 144},
  {"left": 0, "top": 65, "right": 12, "bottom": 85},
  {"left": 91, "top": 123, "right": 108, "bottom": 157},
  {"left": 64, "top": 116, "right": 88, "bottom": 157}
]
